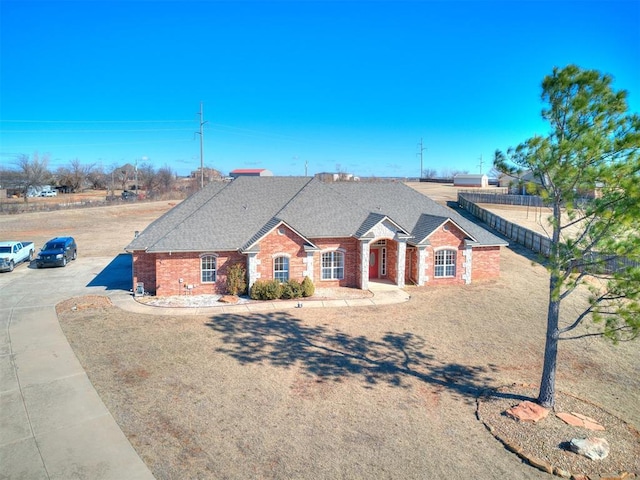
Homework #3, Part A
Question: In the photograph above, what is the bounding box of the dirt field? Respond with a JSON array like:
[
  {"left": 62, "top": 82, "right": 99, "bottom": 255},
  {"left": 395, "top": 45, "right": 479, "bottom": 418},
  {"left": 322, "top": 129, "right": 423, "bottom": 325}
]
[
  {"left": 0, "top": 200, "right": 178, "bottom": 256},
  {"left": 3, "top": 186, "right": 639, "bottom": 479}
]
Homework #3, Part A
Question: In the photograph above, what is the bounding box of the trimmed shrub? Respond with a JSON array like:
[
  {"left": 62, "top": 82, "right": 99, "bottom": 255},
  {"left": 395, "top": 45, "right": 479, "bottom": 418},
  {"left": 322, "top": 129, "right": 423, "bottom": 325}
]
[
  {"left": 226, "top": 263, "right": 247, "bottom": 295},
  {"left": 250, "top": 279, "right": 282, "bottom": 300},
  {"left": 281, "top": 279, "right": 303, "bottom": 299},
  {"left": 249, "top": 280, "right": 264, "bottom": 300},
  {"left": 301, "top": 276, "right": 315, "bottom": 297}
]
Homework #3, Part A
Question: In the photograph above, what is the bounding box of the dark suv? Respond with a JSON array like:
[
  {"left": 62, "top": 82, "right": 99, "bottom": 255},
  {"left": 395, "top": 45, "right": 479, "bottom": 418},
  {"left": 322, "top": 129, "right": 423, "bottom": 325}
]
[{"left": 36, "top": 237, "right": 78, "bottom": 268}]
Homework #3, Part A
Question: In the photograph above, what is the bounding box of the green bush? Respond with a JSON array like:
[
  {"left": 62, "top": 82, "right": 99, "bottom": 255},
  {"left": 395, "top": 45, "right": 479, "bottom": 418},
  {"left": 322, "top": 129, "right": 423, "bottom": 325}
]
[
  {"left": 301, "top": 276, "right": 315, "bottom": 297},
  {"left": 263, "top": 279, "right": 283, "bottom": 300},
  {"left": 226, "top": 263, "right": 247, "bottom": 295},
  {"left": 281, "top": 279, "right": 303, "bottom": 299},
  {"left": 249, "top": 280, "right": 263, "bottom": 300},
  {"left": 250, "top": 279, "right": 283, "bottom": 300}
]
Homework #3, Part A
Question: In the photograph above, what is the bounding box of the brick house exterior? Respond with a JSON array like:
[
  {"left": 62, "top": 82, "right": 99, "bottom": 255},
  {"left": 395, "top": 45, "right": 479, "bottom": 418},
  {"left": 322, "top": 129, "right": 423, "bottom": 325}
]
[{"left": 126, "top": 177, "right": 507, "bottom": 296}]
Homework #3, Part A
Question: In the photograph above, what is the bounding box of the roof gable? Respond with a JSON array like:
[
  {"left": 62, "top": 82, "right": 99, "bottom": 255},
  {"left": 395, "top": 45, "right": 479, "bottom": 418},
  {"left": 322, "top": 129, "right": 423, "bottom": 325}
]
[
  {"left": 242, "top": 219, "right": 318, "bottom": 252},
  {"left": 423, "top": 217, "right": 478, "bottom": 243},
  {"left": 355, "top": 213, "right": 410, "bottom": 240}
]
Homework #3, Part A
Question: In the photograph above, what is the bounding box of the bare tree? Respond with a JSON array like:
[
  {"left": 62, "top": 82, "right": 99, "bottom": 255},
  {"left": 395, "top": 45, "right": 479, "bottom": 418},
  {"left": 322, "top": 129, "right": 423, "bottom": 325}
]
[
  {"left": 87, "top": 165, "right": 108, "bottom": 190},
  {"left": 157, "top": 165, "right": 176, "bottom": 195},
  {"left": 422, "top": 168, "right": 438, "bottom": 179},
  {"left": 56, "top": 159, "right": 95, "bottom": 193},
  {"left": 15, "top": 153, "right": 51, "bottom": 201}
]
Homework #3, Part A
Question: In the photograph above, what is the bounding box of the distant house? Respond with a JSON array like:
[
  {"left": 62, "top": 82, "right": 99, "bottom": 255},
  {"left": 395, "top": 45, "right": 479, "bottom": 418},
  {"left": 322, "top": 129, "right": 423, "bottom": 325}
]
[
  {"left": 229, "top": 168, "right": 273, "bottom": 178},
  {"left": 314, "top": 172, "right": 359, "bottom": 182},
  {"left": 498, "top": 170, "right": 543, "bottom": 194},
  {"left": 453, "top": 174, "right": 489, "bottom": 188},
  {"left": 126, "top": 177, "right": 508, "bottom": 297}
]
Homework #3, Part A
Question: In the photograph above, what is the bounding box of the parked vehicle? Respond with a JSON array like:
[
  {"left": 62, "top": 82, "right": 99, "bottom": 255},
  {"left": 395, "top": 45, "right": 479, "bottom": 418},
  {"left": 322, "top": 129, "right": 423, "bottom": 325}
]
[
  {"left": 121, "top": 190, "right": 138, "bottom": 200},
  {"left": 0, "top": 241, "right": 35, "bottom": 272},
  {"left": 36, "top": 237, "right": 78, "bottom": 268},
  {"left": 40, "top": 189, "right": 57, "bottom": 197}
]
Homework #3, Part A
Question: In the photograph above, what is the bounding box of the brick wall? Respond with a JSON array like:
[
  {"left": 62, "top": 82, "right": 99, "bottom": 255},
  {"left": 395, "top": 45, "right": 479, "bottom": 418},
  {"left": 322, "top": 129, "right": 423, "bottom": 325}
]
[
  {"left": 153, "top": 250, "right": 245, "bottom": 296},
  {"left": 425, "top": 222, "right": 467, "bottom": 285},
  {"left": 256, "top": 225, "right": 308, "bottom": 282},
  {"left": 132, "top": 252, "right": 156, "bottom": 293},
  {"left": 312, "top": 237, "right": 359, "bottom": 287},
  {"left": 471, "top": 246, "right": 502, "bottom": 280},
  {"left": 405, "top": 247, "right": 417, "bottom": 284},
  {"left": 386, "top": 241, "right": 399, "bottom": 284}
]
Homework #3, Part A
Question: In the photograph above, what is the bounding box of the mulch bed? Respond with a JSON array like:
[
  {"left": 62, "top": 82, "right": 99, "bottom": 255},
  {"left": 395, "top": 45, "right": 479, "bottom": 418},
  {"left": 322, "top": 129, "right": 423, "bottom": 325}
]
[{"left": 476, "top": 383, "right": 640, "bottom": 479}]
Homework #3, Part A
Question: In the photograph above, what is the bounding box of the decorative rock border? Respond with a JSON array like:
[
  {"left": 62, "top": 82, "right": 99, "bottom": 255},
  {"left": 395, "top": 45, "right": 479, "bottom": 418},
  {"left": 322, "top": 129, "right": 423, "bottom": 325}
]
[{"left": 476, "top": 384, "right": 639, "bottom": 480}]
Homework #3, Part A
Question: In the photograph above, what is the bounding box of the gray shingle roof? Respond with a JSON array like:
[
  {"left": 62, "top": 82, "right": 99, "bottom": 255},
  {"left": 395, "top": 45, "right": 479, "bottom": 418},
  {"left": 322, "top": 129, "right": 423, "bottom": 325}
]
[{"left": 126, "top": 177, "right": 507, "bottom": 253}]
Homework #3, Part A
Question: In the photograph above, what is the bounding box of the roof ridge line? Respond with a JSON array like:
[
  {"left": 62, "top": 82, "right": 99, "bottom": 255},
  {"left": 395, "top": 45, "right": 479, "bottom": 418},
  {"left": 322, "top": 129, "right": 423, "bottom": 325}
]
[
  {"left": 271, "top": 176, "right": 315, "bottom": 218},
  {"left": 144, "top": 181, "right": 233, "bottom": 252}
]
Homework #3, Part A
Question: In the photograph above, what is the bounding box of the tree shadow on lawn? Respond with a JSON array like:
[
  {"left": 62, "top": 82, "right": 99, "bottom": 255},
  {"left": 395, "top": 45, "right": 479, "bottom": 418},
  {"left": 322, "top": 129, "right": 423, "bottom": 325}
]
[{"left": 206, "top": 312, "right": 530, "bottom": 403}]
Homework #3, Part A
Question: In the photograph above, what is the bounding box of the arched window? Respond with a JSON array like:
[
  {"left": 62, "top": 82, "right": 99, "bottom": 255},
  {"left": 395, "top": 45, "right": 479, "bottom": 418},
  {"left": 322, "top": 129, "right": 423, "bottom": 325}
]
[
  {"left": 321, "top": 251, "right": 344, "bottom": 280},
  {"left": 434, "top": 249, "right": 456, "bottom": 278},
  {"left": 274, "top": 256, "right": 289, "bottom": 282},
  {"left": 201, "top": 255, "right": 217, "bottom": 283}
]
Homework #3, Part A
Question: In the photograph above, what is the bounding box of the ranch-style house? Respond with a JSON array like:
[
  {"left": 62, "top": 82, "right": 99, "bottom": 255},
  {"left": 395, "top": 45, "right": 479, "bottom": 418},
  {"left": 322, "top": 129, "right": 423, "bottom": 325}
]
[{"left": 126, "top": 176, "right": 508, "bottom": 296}]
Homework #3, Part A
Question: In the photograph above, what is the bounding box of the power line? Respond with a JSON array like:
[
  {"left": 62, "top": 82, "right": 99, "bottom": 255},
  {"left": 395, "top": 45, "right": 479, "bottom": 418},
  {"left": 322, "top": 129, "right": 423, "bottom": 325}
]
[
  {"left": 0, "top": 119, "right": 194, "bottom": 124},
  {"left": 3, "top": 128, "right": 195, "bottom": 133}
]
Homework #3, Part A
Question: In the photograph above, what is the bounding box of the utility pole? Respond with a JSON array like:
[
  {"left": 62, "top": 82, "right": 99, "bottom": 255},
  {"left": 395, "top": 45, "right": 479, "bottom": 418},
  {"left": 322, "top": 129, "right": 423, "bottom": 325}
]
[
  {"left": 196, "top": 102, "right": 207, "bottom": 189},
  {"left": 478, "top": 154, "right": 484, "bottom": 174},
  {"left": 416, "top": 138, "right": 427, "bottom": 179},
  {"left": 134, "top": 158, "right": 138, "bottom": 198}
]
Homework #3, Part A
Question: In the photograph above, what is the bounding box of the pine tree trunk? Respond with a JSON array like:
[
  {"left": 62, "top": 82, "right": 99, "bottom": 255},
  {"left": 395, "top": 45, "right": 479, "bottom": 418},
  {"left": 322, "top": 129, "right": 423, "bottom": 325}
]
[{"left": 538, "top": 275, "right": 561, "bottom": 408}]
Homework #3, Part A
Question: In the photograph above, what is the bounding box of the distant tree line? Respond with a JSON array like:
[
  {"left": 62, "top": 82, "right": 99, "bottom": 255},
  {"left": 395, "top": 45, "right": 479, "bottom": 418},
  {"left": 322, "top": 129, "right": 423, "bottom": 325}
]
[{"left": 0, "top": 153, "right": 225, "bottom": 200}]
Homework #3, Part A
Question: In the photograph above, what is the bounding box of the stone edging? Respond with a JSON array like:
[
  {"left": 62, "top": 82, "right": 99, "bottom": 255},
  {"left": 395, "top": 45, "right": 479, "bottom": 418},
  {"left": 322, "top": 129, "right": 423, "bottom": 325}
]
[{"left": 475, "top": 383, "right": 639, "bottom": 480}]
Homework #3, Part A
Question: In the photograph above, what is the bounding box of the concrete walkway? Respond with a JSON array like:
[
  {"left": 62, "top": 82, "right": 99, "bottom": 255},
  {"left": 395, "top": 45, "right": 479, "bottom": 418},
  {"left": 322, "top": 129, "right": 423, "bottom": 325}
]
[
  {"left": 0, "top": 257, "right": 409, "bottom": 480},
  {"left": 111, "top": 279, "right": 411, "bottom": 316}
]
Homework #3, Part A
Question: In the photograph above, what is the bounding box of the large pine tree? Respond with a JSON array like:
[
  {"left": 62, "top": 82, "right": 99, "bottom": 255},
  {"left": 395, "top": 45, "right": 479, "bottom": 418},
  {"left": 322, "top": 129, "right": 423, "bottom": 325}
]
[{"left": 494, "top": 65, "right": 640, "bottom": 407}]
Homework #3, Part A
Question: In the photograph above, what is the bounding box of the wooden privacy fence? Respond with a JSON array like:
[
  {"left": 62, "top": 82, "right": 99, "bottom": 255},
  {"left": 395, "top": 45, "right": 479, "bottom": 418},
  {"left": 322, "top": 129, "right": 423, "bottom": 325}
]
[
  {"left": 458, "top": 193, "right": 640, "bottom": 273},
  {"left": 458, "top": 193, "right": 552, "bottom": 255},
  {"left": 457, "top": 191, "right": 544, "bottom": 207}
]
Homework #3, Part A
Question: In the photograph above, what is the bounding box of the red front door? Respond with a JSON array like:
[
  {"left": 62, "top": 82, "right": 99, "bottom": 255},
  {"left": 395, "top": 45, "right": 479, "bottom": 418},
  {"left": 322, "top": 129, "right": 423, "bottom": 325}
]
[{"left": 369, "top": 249, "right": 379, "bottom": 279}]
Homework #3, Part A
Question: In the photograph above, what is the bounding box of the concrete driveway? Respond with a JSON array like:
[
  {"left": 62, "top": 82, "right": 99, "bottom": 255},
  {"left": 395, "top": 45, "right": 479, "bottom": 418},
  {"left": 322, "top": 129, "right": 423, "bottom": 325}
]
[
  {"left": 0, "top": 255, "right": 412, "bottom": 479},
  {"left": 0, "top": 255, "right": 155, "bottom": 480}
]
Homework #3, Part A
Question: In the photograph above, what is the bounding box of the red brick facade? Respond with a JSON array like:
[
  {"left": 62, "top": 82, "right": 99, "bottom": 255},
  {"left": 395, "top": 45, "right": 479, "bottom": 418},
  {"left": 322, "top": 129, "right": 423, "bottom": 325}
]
[
  {"left": 255, "top": 226, "right": 308, "bottom": 283},
  {"left": 131, "top": 221, "right": 502, "bottom": 296},
  {"left": 423, "top": 222, "right": 468, "bottom": 286},
  {"left": 134, "top": 250, "right": 245, "bottom": 296},
  {"left": 470, "top": 246, "right": 502, "bottom": 281},
  {"left": 312, "top": 237, "right": 360, "bottom": 287}
]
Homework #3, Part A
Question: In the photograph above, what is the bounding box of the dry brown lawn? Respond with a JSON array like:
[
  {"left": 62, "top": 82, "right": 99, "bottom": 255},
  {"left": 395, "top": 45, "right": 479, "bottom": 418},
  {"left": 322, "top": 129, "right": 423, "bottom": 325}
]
[{"left": 3, "top": 187, "right": 638, "bottom": 479}]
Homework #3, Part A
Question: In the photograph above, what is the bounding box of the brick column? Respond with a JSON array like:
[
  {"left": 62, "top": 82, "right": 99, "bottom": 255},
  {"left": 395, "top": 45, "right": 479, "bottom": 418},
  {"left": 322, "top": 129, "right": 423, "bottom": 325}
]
[
  {"left": 396, "top": 240, "right": 406, "bottom": 288},
  {"left": 360, "top": 239, "right": 370, "bottom": 290},
  {"left": 462, "top": 243, "right": 473, "bottom": 284},
  {"left": 416, "top": 245, "right": 428, "bottom": 286},
  {"left": 246, "top": 252, "right": 260, "bottom": 288},
  {"left": 303, "top": 249, "right": 315, "bottom": 279}
]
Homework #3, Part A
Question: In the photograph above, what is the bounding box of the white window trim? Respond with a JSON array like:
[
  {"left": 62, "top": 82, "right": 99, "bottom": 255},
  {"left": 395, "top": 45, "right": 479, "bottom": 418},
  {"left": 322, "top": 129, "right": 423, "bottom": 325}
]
[
  {"left": 320, "top": 249, "right": 345, "bottom": 281},
  {"left": 433, "top": 247, "right": 457, "bottom": 278},
  {"left": 200, "top": 253, "right": 218, "bottom": 283},
  {"left": 273, "top": 254, "right": 290, "bottom": 282}
]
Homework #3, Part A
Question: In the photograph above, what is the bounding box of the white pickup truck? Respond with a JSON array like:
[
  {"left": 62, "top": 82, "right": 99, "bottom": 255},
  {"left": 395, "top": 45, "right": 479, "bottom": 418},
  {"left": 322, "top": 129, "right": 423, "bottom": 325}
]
[{"left": 0, "top": 241, "right": 35, "bottom": 272}]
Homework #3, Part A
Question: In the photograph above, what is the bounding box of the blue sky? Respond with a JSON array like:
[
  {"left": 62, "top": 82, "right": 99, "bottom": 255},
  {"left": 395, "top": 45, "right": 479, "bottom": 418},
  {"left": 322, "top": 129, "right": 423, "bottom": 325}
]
[{"left": 1, "top": 0, "right": 638, "bottom": 178}]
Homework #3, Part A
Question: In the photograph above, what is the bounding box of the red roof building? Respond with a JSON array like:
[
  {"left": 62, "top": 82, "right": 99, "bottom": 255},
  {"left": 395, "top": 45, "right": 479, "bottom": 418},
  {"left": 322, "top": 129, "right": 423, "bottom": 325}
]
[{"left": 229, "top": 168, "right": 273, "bottom": 178}]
